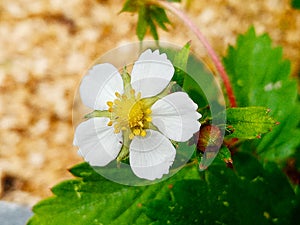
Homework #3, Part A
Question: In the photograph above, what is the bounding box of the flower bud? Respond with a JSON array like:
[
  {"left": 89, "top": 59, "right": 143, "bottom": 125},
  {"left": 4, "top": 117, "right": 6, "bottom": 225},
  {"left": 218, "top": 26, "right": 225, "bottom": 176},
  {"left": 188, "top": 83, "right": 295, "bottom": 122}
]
[{"left": 197, "top": 125, "right": 222, "bottom": 152}]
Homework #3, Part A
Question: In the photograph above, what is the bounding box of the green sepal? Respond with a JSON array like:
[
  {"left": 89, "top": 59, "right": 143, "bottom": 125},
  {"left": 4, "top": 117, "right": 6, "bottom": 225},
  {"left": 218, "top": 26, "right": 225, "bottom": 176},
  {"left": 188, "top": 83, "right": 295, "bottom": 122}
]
[
  {"left": 84, "top": 110, "right": 110, "bottom": 119},
  {"left": 173, "top": 41, "right": 191, "bottom": 70},
  {"left": 172, "top": 41, "right": 191, "bottom": 86}
]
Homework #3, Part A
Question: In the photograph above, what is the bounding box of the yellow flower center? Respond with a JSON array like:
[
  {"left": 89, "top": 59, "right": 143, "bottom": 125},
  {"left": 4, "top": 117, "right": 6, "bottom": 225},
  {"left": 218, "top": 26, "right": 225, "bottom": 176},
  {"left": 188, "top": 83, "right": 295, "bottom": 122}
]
[{"left": 107, "top": 89, "right": 152, "bottom": 139}]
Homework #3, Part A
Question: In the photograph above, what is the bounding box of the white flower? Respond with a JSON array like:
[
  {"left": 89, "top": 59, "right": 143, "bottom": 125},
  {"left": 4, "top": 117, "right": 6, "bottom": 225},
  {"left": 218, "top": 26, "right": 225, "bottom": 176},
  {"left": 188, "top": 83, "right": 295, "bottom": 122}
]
[{"left": 74, "top": 49, "right": 201, "bottom": 180}]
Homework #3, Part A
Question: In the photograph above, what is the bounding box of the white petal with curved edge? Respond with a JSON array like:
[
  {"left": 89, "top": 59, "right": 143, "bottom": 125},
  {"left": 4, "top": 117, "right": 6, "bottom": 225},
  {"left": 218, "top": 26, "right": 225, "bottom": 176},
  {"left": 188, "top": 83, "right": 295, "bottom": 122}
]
[
  {"left": 74, "top": 117, "right": 122, "bottom": 166},
  {"left": 129, "top": 130, "right": 176, "bottom": 180},
  {"left": 80, "top": 63, "right": 123, "bottom": 110},
  {"left": 131, "top": 49, "right": 174, "bottom": 98},
  {"left": 151, "top": 92, "right": 201, "bottom": 142}
]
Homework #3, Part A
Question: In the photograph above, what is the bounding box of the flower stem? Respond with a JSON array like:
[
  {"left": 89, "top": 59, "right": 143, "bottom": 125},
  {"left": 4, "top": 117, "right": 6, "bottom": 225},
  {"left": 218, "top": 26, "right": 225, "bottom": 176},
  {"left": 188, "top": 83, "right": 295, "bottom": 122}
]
[{"left": 150, "top": 0, "right": 237, "bottom": 107}]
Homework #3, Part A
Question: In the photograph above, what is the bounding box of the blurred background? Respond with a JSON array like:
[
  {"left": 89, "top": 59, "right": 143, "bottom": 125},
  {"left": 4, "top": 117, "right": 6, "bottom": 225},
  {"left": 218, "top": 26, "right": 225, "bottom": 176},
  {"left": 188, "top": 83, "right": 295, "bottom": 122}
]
[{"left": 0, "top": 0, "right": 299, "bottom": 207}]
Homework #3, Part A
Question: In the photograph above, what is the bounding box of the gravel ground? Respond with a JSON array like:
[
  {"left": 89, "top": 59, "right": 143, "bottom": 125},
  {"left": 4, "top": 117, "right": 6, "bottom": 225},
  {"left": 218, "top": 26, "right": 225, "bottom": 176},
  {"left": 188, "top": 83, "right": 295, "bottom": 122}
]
[{"left": 0, "top": 0, "right": 299, "bottom": 207}]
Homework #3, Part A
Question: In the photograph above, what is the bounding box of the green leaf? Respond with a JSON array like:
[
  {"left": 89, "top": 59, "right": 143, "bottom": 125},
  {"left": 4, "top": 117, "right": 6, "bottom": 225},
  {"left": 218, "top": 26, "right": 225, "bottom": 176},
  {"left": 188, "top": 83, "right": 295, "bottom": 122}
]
[
  {"left": 136, "top": 6, "right": 147, "bottom": 41},
  {"left": 147, "top": 16, "right": 159, "bottom": 41},
  {"left": 291, "top": 0, "right": 300, "bottom": 9},
  {"left": 146, "top": 152, "right": 297, "bottom": 225},
  {"left": 120, "top": 0, "right": 140, "bottom": 12},
  {"left": 225, "top": 107, "right": 277, "bottom": 139},
  {"left": 223, "top": 27, "right": 300, "bottom": 161},
  {"left": 28, "top": 153, "right": 298, "bottom": 225},
  {"left": 121, "top": 1, "right": 171, "bottom": 41},
  {"left": 28, "top": 163, "right": 200, "bottom": 225},
  {"left": 150, "top": 7, "right": 170, "bottom": 31}
]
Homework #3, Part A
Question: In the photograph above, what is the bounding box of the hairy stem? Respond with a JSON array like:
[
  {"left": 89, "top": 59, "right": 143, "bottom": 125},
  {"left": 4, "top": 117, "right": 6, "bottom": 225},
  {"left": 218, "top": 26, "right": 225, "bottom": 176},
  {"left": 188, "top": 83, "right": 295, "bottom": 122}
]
[{"left": 151, "top": 0, "right": 237, "bottom": 107}]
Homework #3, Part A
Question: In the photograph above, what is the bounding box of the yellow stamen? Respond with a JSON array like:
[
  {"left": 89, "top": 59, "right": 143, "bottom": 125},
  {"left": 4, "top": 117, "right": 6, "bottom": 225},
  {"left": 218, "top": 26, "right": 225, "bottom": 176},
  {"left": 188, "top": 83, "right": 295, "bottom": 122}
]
[
  {"left": 114, "top": 99, "right": 121, "bottom": 105},
  {"left": 129, "top": 133, "right": 135, "bottom": 139},
  {"left": 107, "top": 87, "right": 152, "bottom": 139},
  {"left": 141, "top": 130, "right": 147, "bottom": 137},
  {"left": 107, "top": 101, "right": 113, "bottom": 107},
  {"left": 133, "top": 129, "right": 141, "bottom": 135},
  {"left": 138, "top": 121, "right": 144, "bottom": 127},
  {"left": 146, "top": 108, "right": 152, "bottom": 114}
]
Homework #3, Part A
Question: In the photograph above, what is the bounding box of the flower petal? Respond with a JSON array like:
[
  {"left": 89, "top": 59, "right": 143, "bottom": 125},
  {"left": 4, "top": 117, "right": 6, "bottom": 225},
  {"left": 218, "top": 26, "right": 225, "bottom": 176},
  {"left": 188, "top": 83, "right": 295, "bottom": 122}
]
[
  {"left": 80, "top": 63, "right": 123, "bottom": 110},
  {"left": 151, "top": 92, "right": 201, "bottom": 142},
  {"left": 131, "top": 49, "right": 174, "bottom": 98},
  {"left": 74, "top": 117, "right": 122, "bottom": 166},
  {"left": 129, "top": 130, "right": 176, "bottom": 180}
]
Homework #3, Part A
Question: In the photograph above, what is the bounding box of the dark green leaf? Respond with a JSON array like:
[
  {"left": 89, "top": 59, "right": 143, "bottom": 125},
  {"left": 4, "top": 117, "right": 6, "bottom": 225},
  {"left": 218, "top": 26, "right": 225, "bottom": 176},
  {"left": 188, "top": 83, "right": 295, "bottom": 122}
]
[
  {"left": 223, "top": 27, "right": 300, "bottom": 161},
  {"left": 225, "top": 107, "right": 277, "bottom": 139},
  {"left": 146, "top": 152, "right": 297, "bottom": 225},
  {"left": 291, "top": 0, "right": 300, "bottom": 9}
]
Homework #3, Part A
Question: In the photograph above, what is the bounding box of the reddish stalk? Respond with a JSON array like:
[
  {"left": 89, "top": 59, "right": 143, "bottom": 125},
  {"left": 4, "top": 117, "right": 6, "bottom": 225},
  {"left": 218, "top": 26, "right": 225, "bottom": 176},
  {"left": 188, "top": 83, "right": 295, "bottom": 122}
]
[{"left": 152, "top": 0, "right": 237, "bottom": 107}]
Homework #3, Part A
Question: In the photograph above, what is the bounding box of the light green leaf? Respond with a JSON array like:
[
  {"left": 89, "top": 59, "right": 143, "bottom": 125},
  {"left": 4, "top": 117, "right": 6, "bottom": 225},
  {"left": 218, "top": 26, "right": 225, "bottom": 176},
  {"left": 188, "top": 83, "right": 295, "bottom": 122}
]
[
  {"left": 225, "top": 107, "right": 277, "bottom": 139},
  {"left": 223, "top": 27, "right": 300, "bottom": 161}
]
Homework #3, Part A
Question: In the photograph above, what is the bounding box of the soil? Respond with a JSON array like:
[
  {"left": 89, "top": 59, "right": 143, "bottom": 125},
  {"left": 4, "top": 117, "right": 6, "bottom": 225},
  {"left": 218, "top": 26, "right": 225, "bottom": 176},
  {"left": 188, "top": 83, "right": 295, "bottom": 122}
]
[{"left": 0, "top": 0, "right": 299, "bottom": 207}]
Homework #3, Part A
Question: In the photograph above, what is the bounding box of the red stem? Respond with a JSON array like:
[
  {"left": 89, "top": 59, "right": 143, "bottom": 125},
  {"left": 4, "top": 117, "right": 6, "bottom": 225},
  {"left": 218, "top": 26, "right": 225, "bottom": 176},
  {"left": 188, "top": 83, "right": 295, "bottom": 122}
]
[{"left": 153, "top": 0, "right": 237, "bottom": 107}]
